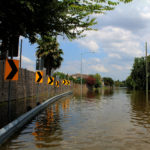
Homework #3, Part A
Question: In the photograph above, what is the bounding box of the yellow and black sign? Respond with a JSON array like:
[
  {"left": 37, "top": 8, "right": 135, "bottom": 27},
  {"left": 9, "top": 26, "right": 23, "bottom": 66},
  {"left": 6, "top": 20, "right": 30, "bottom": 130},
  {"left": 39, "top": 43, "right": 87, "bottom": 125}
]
[
  {"left": 56, "top": 81, "right": 59, "bottom": 87},
  {"left": 35, "top": 71, "right": 43, "bottom": 83},
  {"left": 48, "top": 76, "right": 54, "bottom": 85},
  {"left": 4, "top": 59, "right": 19, "bottom": 81},
  {"left": 67, "top": 80, "right": 70, "bottom": 85},
  {"left": 62, "top": 79, "right": 67, "bottom": 85},
  {"left": 62, "top": 79, "right": 70, "bottom": 85}
]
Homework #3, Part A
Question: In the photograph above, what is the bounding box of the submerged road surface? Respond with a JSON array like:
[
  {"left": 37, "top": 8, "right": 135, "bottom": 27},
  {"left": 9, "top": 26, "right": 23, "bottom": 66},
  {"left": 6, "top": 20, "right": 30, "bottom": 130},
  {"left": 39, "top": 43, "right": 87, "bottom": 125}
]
[{"left": 1, "top": 88, "right": 150, "bottom": 150}]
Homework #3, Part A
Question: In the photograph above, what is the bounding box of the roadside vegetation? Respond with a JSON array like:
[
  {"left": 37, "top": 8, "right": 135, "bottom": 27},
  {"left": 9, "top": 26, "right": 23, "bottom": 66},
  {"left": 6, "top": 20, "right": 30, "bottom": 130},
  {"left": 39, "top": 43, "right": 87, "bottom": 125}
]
[
  {"left": 54, "top": 72, "right": 125, "bottom": 91},
  {"left": 0, "top": 0, "right": 132, "bottom": 74},
  {"left": 126, "top": 56, "right": 150, "bottom": 90}
]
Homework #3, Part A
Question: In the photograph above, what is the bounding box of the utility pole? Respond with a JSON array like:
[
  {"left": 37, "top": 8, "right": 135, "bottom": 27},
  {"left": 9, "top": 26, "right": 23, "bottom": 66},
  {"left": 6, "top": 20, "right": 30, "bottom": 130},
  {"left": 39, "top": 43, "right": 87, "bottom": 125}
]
[
  {"left": 80, "top": 51, "right": 95, "bottom": 98},
  {"left": 146, "top": 42, "right": 148, "bottom": 101},
  {"left": 19, "top": 39, "right": 23, "bottom": 68},
  {"left": 81, "top": 53, "right": 83, "bottom": 97}
]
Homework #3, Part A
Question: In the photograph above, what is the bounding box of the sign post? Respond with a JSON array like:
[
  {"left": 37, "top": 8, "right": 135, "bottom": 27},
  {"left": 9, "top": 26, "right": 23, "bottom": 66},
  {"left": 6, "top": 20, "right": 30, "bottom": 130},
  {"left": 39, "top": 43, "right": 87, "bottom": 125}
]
[
  {"left": 56, "top": 75, "right": 59, "bottom": 93},
  {"left": 4, "top": 58, "right": 19, "bottom": 121},
  {"left": 35, "top": 71, "right": 43, "bottom": 105},
  {"left": 47, "top": 76, "right": 54, "bottom": 97},
  {"left": 146, "top": 42, "right": 148, "bottom": 102}
]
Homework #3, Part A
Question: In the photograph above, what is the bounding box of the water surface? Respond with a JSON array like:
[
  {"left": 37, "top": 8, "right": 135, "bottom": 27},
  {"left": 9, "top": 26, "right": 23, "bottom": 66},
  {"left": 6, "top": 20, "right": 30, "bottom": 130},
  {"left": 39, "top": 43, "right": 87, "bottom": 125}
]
[{"left": 1, "top": 88, "right": 150, "bottom": 150}]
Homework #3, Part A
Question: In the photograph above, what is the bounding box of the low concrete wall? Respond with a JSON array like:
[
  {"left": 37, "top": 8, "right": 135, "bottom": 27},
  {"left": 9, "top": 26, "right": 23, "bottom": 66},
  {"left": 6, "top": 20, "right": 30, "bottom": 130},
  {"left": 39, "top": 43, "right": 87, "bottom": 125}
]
[
  {"left": 0, "top": 91, "right": 72, "bottom": 145},
  {"left": 0, "top": 60, "right": 71, "bottom": 102}
]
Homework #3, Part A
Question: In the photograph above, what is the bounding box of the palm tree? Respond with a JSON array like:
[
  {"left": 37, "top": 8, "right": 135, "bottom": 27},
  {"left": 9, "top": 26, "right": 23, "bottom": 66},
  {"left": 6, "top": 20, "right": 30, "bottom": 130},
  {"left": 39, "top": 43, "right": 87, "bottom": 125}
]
[{"left": 36, "top": 36, "right": 63, "bottom": 75}]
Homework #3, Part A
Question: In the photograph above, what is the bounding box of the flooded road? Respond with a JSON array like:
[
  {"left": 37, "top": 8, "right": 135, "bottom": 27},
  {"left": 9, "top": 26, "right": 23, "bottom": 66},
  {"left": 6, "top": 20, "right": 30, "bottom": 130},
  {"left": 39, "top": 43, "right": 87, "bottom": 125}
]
[{"left": 1, "top": 88, "right": 150, "bottom": 150}]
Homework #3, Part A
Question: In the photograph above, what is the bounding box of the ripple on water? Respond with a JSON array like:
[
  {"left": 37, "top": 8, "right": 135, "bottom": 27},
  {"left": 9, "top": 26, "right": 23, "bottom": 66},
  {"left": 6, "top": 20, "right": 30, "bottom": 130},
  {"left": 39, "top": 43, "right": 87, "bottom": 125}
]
[{"left": 2, "top": 89, "right": 150, "bottom": 150}]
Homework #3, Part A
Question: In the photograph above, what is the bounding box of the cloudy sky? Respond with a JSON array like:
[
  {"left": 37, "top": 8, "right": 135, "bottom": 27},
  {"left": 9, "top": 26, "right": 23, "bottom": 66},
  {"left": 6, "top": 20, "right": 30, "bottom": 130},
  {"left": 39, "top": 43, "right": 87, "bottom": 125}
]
[{"left": 21, "top": 0, "right": 150, "bottom": 81}]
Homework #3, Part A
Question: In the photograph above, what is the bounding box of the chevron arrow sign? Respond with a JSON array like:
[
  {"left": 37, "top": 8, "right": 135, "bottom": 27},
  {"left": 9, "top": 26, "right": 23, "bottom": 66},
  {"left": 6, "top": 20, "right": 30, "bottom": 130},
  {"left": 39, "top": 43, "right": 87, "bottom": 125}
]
[
  {"left": 48, "top": 76, "right": 54, "bottom": 85},
  {"left": 62, "top": 79, "right": 66, "bottom": 85},
  {"left": 35, "top": 71, "right": 43, "bottom": 83},
  {"left": 56, "top": 80, "right": 59, "bottom": 87},
  {"left": 68, "top": 80, "right": 70, "bottom": 85},
  {"left": 4, "top": 59, "right": 19, "bottom": 80}
]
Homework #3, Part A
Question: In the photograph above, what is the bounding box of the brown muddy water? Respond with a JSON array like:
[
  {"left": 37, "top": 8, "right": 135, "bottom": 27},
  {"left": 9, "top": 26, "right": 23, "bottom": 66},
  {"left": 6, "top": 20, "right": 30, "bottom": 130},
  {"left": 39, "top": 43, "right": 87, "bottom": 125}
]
[
  {"left": 1, "top": 88, "right": 150, "bottom": 150},
  {"left": 0, "top": 88, "right": 69, "bottom": 128}
]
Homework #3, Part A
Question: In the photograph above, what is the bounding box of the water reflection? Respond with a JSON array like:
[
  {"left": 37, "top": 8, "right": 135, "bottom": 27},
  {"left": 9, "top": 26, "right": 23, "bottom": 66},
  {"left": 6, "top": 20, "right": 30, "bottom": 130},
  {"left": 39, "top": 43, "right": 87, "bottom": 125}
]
[
  {"left": 0, "top": 89, "right": 70, "bottom": 129},
  {"left": 101, "top": 88, "right": 114, "bottom": 97},
  {"left": 2, "top": 89, "right": 150, "bottom": 150},
  {"left": 32, "top": 106, "right": 62, "bottom": 148},
  {"left": 31, "top": 98, "right": 71, "bottom": 148},
  {"left": 130, "top": 91, "right": 150, "bottom": 129}
]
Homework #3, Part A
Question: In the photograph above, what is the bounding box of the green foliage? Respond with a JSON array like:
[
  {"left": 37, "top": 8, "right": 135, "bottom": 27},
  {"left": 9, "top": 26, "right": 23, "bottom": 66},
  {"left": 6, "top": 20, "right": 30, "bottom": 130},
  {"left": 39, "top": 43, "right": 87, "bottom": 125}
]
[
  {"left": 126, "top": 75, "right": 134, "bottom": 89},
  {"left": 75, "top": 77, "right": 81, "bottom": 84},
  {"left": 53, "top": 72, "right": 68, "bottom": 79},
  {"left": 84, "top": 73, "right": 102, "bottom": 90},
  {"left": 103, "top": 77, "right": 114, "bottom": 87},
  {"left": 114, "top": 80, "right": 126, "bottom": 87},
  {"left": 0, "top": 0, "right": 132, "bottom": 58},
  {"left": 126, "top": 56, "right": 150, "bottom": 90},
  {"left": 36, "top": 36, "right": 63, "bottom": 75},
  {"left": 53, "top": 72, "right": 77, "bottom": 83},
  {"left": 94, "top": 73, "right": 102, "bottom": 88},
  {"left": 73, "top": 77, "right": 86, "bottom": 84}
]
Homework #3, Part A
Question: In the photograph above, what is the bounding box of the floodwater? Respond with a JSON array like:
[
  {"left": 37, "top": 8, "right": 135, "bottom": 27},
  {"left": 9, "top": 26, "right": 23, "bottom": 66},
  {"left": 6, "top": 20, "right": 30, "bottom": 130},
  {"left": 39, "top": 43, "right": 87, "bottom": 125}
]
[
  {"left": 1, "top": 88, "right": 150, "bottom": 150},
  {"left": 0, "top": 88, "right": 69, "bottom": 128}
]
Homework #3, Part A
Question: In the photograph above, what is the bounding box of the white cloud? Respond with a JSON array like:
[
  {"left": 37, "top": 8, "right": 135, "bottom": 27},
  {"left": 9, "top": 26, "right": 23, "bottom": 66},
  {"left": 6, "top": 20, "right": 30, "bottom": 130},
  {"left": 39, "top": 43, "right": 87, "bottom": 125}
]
[
  {"left": 74, "top": 25, "right": 145, "bottom": 80},
  {"left": 108, "top": 53, "right": 121, "bottom": 59},
  {"left": 22, "top": 56, "right": 34, "bottom": 64},
  {"left": 58, "top": 60, "right": 81, "bottom": 74},
  {"left": 140, "top": 12, "right": 150, "bottom": 19},
  {"left": 112, "top": 64, "right": 123, "bottom": 70},
  {"left": 78, "top": 40, "right": 99, "bottom": 52},
  {"left": 59, "top": 0, "right": 150, "bottom": 80},
  {"left": 77, "top": 26, "right": 144, "bottom": 57},
  {"left": 58, "top": 58, "right": 108, "bottom": 75},
  {"left": 90, "top": 64, "right": 108, "bottom": 73},
  {"left": 22, "top": 56, "right": 35, "bottom": 71},
  {"left": 87, "top": 58, "right": 101, "bottom": 64},
  {"left": 93, "top": 58, "right": 101, "bottom": 63}
]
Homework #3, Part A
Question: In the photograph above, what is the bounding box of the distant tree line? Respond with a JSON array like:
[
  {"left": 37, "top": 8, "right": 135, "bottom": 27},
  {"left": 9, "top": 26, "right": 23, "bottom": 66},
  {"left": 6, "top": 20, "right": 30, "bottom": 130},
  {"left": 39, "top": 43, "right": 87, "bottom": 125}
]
[
  {"left": 114, "top": 80, "right": 126, "bottom": 87},
  {"left": 54, "top": 72, "right": 121, "bottom": 90},
  {"left": 126, "top": 56, "right": 150, "bottom": 90}
]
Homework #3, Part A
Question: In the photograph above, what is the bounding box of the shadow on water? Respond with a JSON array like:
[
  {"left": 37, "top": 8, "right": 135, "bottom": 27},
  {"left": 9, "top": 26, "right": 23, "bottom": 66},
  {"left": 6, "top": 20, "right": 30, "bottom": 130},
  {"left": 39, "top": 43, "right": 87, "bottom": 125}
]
[
  {"left": 85, "top": 88, "right": 114, "bottom": 99},
  {"left": 101, "top": 88, "right": 114, "bottom": 97},
  {"left": 0, "top": 97, "right": 71, "bottom": 150},
  {"left": 129, "top": 90, "right": 150, "bottom": 129},
  {"left": 0, "top": 90, "right": 67, "bottom": 129},
  {"left": 86, "top": 90, "right": 101, "bottom": 99}
]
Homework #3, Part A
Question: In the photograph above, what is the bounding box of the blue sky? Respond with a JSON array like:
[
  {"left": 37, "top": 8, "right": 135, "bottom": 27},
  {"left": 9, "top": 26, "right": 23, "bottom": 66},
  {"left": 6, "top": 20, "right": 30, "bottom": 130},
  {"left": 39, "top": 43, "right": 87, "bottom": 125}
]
[{"left": 19, "top": 0, "right": 150, "bottom": 81}]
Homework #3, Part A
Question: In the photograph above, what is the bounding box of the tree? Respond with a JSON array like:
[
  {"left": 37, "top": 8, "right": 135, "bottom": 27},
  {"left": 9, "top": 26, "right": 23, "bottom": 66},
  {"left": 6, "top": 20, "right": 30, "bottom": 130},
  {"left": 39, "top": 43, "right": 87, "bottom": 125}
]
[
  {"left": 36, "top": 36, "right": 63, "bottom": 75},
  {"left": 126, "top": 56, "right": 150, "bottom": 90},
  {"left": 114, "top": 80, "right": 126, "bottom": 87},
  {"left": 53, "top": 72, "right": 69, "bottom": 79},
  {"left": 103, "top": 77, "right": 114, "bottom": 87},
  {"left": 126, "top": 75, "right": 134, "bottom": 89},
  {"left": 94, "top": 73, "right": 102, "bottom": 88},
  {"left": 114, "top": 80, "right": 120, "bottom": 87},
  {"left": 86, "top": 76, "right": 96, "bottom": 90},
  {"left": 0, "top": 0, "right": 132, "bottom": 59}
]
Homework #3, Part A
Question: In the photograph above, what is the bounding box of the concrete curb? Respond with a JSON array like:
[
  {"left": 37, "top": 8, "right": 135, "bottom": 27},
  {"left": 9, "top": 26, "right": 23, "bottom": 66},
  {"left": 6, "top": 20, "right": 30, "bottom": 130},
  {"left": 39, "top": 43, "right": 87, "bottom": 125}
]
[{"left": 0, "top": 91, "right": 73, "bottom": 145}]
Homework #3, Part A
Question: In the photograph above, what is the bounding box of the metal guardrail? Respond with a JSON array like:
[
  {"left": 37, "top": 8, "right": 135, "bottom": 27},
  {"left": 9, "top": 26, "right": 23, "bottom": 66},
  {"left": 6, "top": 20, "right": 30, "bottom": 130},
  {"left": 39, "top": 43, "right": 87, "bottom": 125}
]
[{"left": 0, "top": 91, "right": 73, "bottom": 145}]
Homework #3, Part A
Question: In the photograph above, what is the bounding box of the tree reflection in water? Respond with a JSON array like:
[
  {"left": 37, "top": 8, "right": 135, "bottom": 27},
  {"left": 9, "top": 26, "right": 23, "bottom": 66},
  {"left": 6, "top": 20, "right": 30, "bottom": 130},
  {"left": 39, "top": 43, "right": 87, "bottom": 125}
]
[
  {"left": 130, "top": 91, "right": 150, "bottom": 129},
  {"left": 32, "top": 98, "right": 71, "bottom": 148}
]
